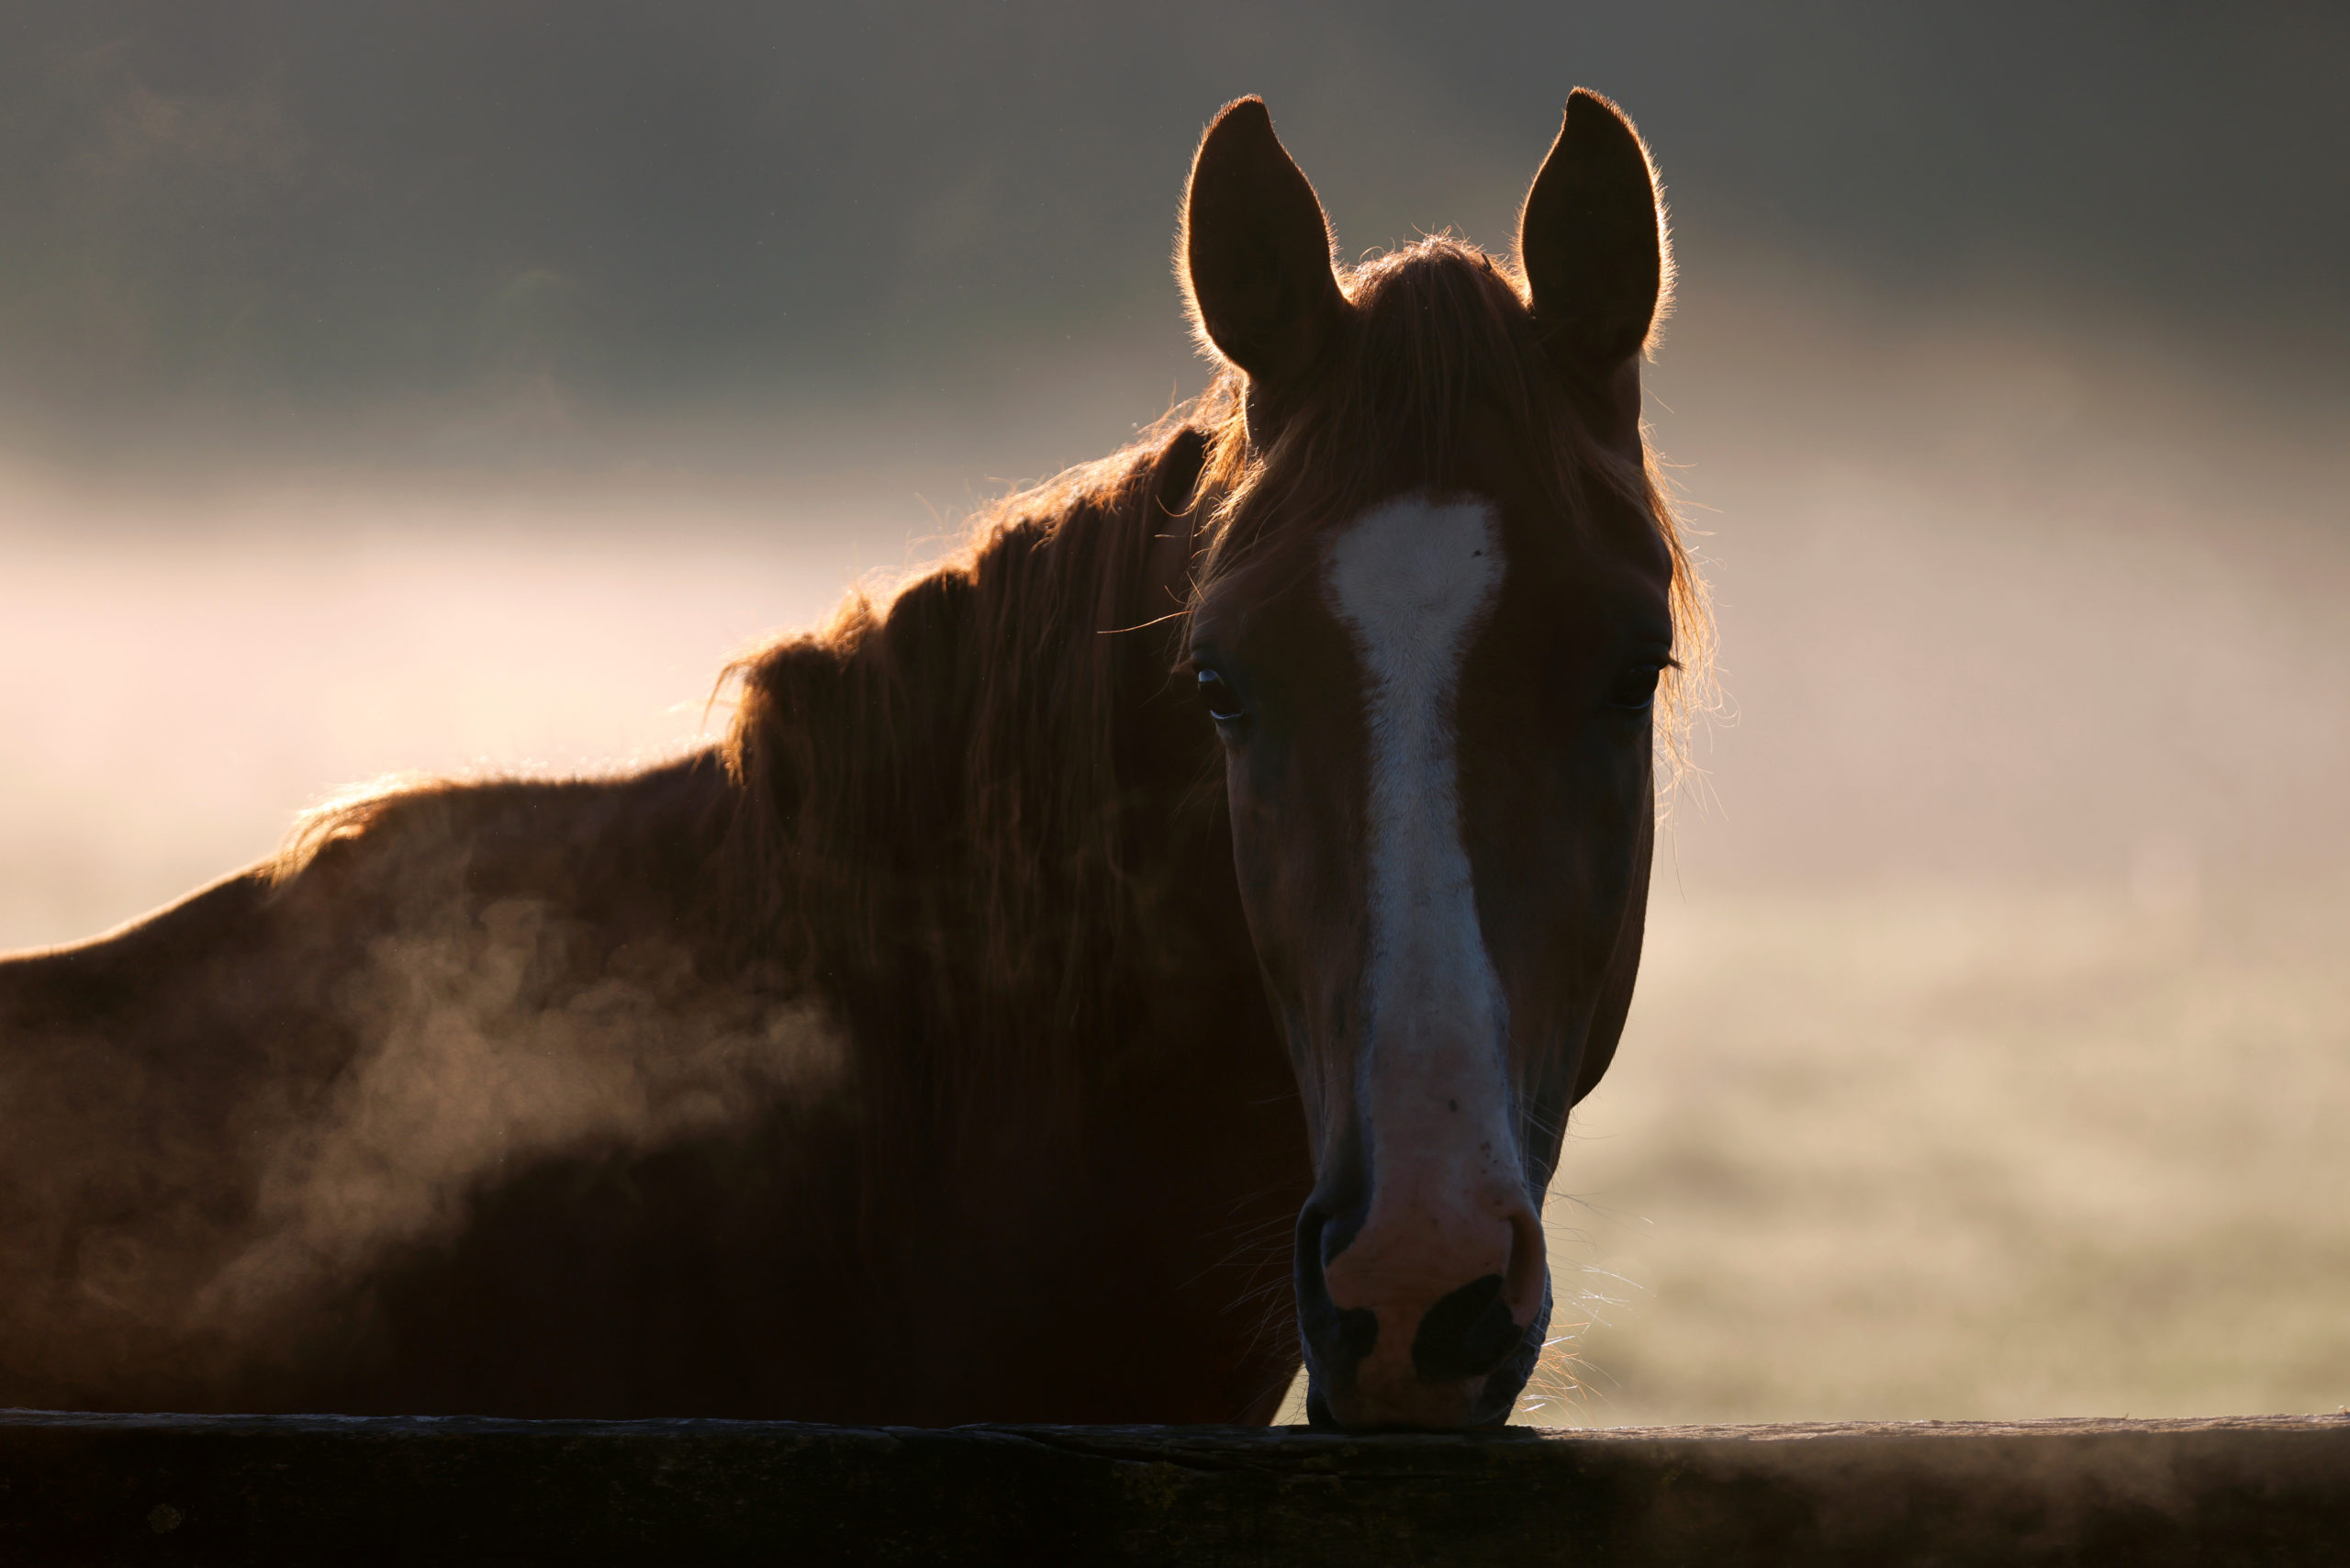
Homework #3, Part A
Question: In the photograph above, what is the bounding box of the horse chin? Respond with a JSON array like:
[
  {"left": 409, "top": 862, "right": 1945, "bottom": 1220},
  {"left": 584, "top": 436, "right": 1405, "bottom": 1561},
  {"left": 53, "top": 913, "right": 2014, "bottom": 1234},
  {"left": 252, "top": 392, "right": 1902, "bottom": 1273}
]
[
  {"left": 1305, "top": 1371, "right": 1518, "bottom": 1432},
  {"left": 1313, "top": 1382, "right": 1487, "bottom": 1433}
]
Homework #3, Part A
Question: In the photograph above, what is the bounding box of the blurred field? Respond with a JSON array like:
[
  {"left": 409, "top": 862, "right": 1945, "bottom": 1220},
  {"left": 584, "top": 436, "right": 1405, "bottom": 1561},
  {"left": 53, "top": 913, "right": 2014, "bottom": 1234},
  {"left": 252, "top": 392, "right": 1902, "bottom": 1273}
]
[{"left": 1540, "top": 879, "right": 2350, "bottom": 1425}]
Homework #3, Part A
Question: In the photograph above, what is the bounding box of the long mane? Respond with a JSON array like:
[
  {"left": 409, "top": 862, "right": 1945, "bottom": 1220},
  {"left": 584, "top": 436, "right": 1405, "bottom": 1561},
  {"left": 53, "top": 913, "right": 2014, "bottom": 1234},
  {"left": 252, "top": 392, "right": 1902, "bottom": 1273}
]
[{"left": 714, "top": 412, "right": 1221, "bottom": 1081}]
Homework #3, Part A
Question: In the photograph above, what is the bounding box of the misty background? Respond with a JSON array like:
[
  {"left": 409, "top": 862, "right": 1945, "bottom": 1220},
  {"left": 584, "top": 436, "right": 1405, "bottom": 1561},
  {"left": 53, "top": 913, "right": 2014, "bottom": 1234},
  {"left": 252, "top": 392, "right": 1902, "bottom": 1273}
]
[{"left": 3, "top": 2, "right": 2345, "bottom": 1424}]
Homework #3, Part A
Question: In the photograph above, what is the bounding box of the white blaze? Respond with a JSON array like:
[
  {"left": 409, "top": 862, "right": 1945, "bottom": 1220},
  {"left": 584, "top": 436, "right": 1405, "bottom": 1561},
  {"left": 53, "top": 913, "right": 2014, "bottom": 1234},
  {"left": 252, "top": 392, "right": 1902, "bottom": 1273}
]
[{"left": 1324, "top": 495, "right": 1512, "bottom": 1179}]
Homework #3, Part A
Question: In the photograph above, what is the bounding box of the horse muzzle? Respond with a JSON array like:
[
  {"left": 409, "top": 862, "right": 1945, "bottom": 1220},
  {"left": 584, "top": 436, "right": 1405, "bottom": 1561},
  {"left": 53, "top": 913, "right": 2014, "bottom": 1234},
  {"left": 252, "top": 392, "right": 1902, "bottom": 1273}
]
[{"left": 1294, "top": 1178, "right": 1550, "bottom": 1429}]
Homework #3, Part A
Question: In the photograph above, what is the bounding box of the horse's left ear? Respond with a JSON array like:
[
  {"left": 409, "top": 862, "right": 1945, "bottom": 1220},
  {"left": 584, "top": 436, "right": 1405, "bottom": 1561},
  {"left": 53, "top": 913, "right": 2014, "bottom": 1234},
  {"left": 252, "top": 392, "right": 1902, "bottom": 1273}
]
[
  {"left": 1517, "top": 89, "right": 1670, "bottom": 406},
  {"left": 1181, "top": 97, "right": 1348, "bottom": 394}
]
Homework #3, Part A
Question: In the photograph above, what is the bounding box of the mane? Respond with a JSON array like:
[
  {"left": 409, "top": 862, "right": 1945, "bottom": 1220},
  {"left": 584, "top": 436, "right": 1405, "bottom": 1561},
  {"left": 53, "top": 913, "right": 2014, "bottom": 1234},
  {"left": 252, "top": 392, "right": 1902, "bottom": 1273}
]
[
  {"left": 714, "top": 236, "right": 1707, "bottom": 1058},
  {"left": 715, "top": 417, "right": 1217, "bottom": 1076}
]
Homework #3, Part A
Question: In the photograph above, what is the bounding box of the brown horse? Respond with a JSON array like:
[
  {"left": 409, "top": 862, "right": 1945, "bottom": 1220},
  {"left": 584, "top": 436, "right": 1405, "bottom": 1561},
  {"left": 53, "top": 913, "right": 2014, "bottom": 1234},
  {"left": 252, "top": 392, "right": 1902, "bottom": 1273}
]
[{"left": 0, "top": 91, "right": 1697, "bottom": 1431}]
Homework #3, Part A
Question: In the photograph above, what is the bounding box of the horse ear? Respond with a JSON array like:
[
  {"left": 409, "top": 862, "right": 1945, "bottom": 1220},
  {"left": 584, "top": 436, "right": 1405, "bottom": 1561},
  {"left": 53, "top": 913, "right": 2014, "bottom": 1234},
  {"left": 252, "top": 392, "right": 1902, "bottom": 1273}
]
[
  {"left": 1517, "top": 89, "right": 1669, "bottom": 382},
  {"left": 1181, "top": 97, "right": 1347, "bottom": 392}
]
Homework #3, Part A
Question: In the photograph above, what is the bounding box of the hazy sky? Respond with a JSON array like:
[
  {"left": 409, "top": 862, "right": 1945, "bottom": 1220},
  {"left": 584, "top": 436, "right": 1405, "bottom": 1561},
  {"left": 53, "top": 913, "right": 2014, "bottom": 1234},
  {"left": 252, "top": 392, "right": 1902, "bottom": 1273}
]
[{"left": 5, "top": 0, "right": 2343, "bottom": 445}]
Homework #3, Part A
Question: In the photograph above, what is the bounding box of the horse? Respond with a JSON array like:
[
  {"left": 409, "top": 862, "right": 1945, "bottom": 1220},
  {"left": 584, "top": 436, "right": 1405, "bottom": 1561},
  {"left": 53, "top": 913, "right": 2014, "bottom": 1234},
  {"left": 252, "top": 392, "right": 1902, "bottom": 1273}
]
[{"left": 0, "top": 90, "right": 1698, "bottom": 1431}]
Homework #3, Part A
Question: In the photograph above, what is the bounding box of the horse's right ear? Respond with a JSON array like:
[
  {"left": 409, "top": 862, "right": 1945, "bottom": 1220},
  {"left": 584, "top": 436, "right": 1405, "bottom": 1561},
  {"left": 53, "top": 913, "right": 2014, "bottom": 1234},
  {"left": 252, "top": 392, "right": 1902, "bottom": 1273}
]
[{"left": 1181, "top": 97, "right": 1347, "bottom": 393}]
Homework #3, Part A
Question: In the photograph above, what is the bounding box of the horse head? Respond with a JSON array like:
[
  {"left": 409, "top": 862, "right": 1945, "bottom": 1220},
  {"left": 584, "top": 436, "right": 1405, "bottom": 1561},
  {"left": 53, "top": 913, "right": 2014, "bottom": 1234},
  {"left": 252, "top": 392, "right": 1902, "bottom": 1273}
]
[{"left": 1177, "top": 92, "right": 1683, "bottom": 1429}]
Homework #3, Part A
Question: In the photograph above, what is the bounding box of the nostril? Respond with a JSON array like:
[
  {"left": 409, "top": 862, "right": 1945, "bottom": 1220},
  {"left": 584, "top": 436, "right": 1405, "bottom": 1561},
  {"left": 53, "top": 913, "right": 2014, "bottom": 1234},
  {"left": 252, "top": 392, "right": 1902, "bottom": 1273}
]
[
  {"left": 1406, "top": 1209, "right": 1546, "bottom": 1385},
  {"left": 1332, "top": 1305, "right": 1379, "bottom": 1364},
  {"left": 1411, "top": 1272, "right": 1522, "bottom": 1382}
]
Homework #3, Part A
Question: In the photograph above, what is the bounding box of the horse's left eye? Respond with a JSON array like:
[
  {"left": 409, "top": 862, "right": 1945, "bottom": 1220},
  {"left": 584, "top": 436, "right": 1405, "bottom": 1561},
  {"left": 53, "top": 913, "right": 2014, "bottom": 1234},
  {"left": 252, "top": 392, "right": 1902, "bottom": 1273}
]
[
  {"left": 1196, "top": 668, "right": 1248, "bottom": 725},
  {"left": 1607, "top": 664, "right": 1663, "bottom": 711}
]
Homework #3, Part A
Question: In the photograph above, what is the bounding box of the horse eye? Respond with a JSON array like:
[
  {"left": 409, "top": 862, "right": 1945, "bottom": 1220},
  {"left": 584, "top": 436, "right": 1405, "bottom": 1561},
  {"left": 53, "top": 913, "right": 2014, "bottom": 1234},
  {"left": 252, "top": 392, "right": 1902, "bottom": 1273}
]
[
  {"left": 1607, "top": 664, "right": 1663, "bottom": 711},
  {"left": 1195, "top": 668, "right": 1248, "bottom": 724}
]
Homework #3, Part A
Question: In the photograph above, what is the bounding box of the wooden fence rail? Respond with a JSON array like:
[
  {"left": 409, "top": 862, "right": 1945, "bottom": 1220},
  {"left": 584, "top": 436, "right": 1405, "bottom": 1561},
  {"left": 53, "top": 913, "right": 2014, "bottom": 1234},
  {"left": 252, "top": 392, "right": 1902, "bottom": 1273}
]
[{"left": 2, "top": 1410, "right": 2344, "bottom": 1565}]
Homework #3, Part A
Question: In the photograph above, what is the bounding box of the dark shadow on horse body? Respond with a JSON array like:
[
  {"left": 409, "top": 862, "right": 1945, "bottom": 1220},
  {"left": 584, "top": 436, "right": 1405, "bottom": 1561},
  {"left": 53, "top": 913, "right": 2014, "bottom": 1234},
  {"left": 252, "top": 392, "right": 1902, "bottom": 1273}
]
[{"left": 0, "top": 92, "right": 1700, "bottom": 1428}]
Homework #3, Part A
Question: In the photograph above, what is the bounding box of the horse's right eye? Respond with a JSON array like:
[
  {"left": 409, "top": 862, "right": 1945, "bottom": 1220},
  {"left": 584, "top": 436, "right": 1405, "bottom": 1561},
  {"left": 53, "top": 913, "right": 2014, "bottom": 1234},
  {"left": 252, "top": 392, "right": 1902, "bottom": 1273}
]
[{"left": 1195, "top": 668, "right": 1248, "bottom": 725}]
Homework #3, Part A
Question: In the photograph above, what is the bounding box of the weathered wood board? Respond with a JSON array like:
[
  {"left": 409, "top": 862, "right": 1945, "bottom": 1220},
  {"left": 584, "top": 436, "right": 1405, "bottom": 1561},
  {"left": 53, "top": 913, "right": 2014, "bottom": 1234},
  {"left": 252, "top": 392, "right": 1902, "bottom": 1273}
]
[{"left": 2, "top": 1410, "right": 2344, "bottom": 1565}]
